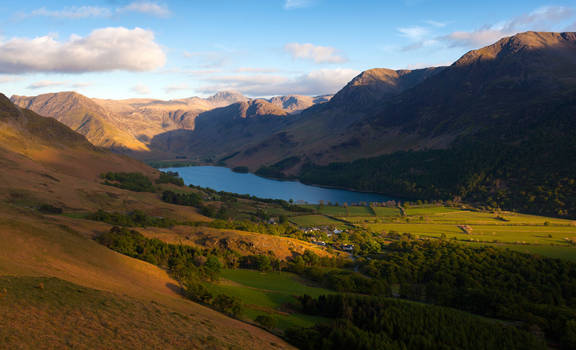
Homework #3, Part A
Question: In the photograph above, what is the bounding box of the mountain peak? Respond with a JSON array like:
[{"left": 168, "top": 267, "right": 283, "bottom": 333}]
[
  {"left": 455, "top": 31, "right": 576, "bottom": 66},
  {"left": 207, "top": 91, "right": 248, "bottom": 104},
  {"left": 347, "top": 68, "right": 402, "bottom": 88},
  {"left": 329, "top": 67, "right": 444, "bottom": 108}
]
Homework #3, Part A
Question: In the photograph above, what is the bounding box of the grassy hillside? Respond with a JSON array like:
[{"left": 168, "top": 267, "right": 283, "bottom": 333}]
[
  {"left": 0, "top": 276, "right": 283, "bottom": 350},
  {"left": 0, "top": 96, "right": 295, "bottom": 349}
]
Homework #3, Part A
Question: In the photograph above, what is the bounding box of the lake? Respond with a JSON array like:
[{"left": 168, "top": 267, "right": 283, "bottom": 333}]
[{"left": 160, "top": 166, "right": 396, "bottom": 205}]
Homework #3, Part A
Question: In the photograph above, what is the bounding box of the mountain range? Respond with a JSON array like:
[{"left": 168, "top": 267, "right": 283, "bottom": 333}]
[
  {"left": 220, "top": 31, "right": 576, "bottom": 172},
  {"left": 11, "top": 90, "right": 331, "bottom": 155}
]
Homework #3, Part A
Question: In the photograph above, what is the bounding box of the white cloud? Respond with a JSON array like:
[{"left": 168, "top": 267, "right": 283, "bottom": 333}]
[
  {"left": 234, "top": 67, "right": 279, "bottom": 73},
  {"left": 284, "top": 0, "right": 315, "bottom": 9},
  {"left": 71, "top": 82, "right": 92, "bottom": 88},
  {"left": 165, "top": 83, "right": 192, "bottom": 94},
  {"left": 28, "top": 6, "right": 112, "bottom": 19},
  {"left": 425, "top": 20, "right": 447, "bottom": 28},
  {"left": 20, "top": 2, "right": 170, "bottom": 19},
  {"left": 27, "top": 81, "right": 66, "bottom": 89},
  {"left": 131, "top": 84, "right": 151, "bottom": 95},
  {"left": 0, "top": 27, "right": 166, "bottom": 74},
  {"left": 26, "top": 80, "right": 93, "bottom": 90},
  {"left": 0, "top": 76, "right": 23, "bottom": 84},
  {"left": 120, "top": 2, "right": 170, "bottom": 18},
  {"left": 398, "top": 26, "right": 429, "bottom": 40},
  {"left": 284, "top": 43, "right": 347, "bottom": 64},
  {"left": 198, "top": 68, "right": 359, "bottom": 96},
  {"left": 398, "top": 25, "right": 439, "bottom": 51},
  {"left": 443, "top": 6, "right": 574, "bottom": 47}
]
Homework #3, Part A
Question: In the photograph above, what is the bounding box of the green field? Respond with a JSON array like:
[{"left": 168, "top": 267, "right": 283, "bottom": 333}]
[
  {"left": 373, "top": 207, "right": 402, "bottom": 217},
  {"left": 286, "top": 204, "right": 576, "bottom": 260},
  {"left": 205, "top": 269, "right": 333, "bottom": 330},
  {"left": 289, "top": 215, "right": 344, "bottom": 227},
  {"left": 301, "top": 205, "right": 378, "bottom": 217}
]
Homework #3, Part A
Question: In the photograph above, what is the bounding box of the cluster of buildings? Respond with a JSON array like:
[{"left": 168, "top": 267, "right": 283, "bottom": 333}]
[{"left": 303, "top": 226, "right": 354, "bottom": 252}]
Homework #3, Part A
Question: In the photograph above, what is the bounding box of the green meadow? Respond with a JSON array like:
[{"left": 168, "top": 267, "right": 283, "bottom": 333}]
[
  {"left": 205, "top": 269, "right": 333, "bottom": 330},
  {"left": 289, "top": 214, "right": 345, "bottom": 227}
]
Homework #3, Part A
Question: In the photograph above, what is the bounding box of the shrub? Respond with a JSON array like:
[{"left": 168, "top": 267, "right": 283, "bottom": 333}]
[{"left": 101, "top": 172, "right": 155, "bottom": 192}]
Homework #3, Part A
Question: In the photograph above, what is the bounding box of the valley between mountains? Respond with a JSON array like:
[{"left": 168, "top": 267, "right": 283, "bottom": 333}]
[{"left": 12, "top": 31, "right": 576, "bottom": 218}]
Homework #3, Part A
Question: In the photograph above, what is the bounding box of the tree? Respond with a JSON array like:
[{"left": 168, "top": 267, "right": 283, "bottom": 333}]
[{"left": 255, "top": 315, "right": 277, "bottom": 330}]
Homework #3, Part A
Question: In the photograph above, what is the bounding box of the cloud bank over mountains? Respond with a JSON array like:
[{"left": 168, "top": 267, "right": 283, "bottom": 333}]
[{"left": 198, "top": 68, "right": 359, "bottom": 97}]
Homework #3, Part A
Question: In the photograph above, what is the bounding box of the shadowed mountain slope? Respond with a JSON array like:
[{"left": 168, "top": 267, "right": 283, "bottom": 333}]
[
  {"left": 93, "top": 91, "right": 250, "bottom": 142},
  {"left": 218, "top": 32, "right": 576, "bottom": 174},
  {"left": 151, "top": 99, "right": 294, "bottom": 159},
  {"left": 297, "top": 32, "right": 576, "bottom": 217},
  {"left": 221, "top": 66, "right": 447, "bottom": 171}
]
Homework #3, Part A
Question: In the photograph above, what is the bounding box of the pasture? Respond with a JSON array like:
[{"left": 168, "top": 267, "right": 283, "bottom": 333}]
[
  {"left": 287, "top": 204, "right": 576, "bottom": 260},
  {"left": 205, "top": 269, "right": 332, "bottom": 330}
]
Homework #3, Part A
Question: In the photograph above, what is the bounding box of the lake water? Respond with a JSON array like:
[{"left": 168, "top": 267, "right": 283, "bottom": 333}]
[{"left": 161, "top": 166, "right": 396, "bottom": 205}]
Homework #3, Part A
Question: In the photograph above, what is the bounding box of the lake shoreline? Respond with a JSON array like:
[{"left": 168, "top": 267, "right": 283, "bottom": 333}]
[
  {"left": 158, "top": 162, "right": 407, "bottom": 201},
  {"left": 159, "top": 165, "right": 399, "bottom": 204}
]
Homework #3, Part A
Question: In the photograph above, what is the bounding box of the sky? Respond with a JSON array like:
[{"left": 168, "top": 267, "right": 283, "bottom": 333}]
[{"left": 0, "top": 0, "right": 574, "bottom": 100}]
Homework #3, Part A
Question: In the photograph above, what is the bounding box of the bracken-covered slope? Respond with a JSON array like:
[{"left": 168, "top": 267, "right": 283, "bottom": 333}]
[
  {"left": 11, "top": 92, "right": 149, "bottom": 152},
  {"left": 0, "top": 94, "right": 295, "bottom": 349}
]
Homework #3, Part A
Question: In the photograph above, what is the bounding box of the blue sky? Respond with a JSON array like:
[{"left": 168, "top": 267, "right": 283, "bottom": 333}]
[{"left": 0, "top": 0, "right": 574, "bottom": 99}]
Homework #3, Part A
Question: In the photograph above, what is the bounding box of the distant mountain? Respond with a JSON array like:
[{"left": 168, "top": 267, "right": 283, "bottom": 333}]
[
  {"left": 205, "top": 91, "right": 249, "bottom": 107},
  {"left": 12, "top": 90, "right": 327, "bottom": 155},
  {"left": 93, "top": 91, "right": 249, "bottom": 143},
  {"left": 151, "top": 99, "right": 292, "bottom": 159},
  {"left": 11, "top": 92, "right": 149, "bottom": 151},
  {"left": 268, "top": 94, "right": 332, "bottom": 114}
]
